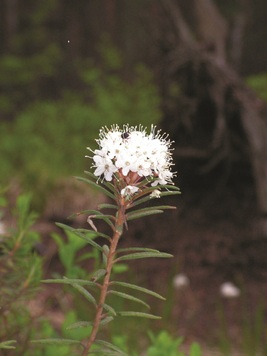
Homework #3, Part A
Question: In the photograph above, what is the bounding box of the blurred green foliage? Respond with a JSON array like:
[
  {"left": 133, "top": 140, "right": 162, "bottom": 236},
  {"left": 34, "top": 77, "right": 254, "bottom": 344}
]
[
  {"left": 0, "top": 189, "right": 203, "bottom": 355},
  {"left": 0, "top": 0, "right": 161, "bottom": 209},
  {"left": 246, "top": 72, "right": 267, "bottom": 101},
  {"left": 0, "top": 192, "right": 42, "bottom": 354},
  {"left": 217, "top": 297, "right": 267, "bottom": 356},
  {"left": 147, "top": 331, "right": 184, "bottom": 356},
  {"left": 51, "top": 230, "right": 90, "bottom": 279},
  {"left": 31, "top": 311, "right": 90, "bottom": 356},
  {"left": 0, "top": 41, "right": 161, "bottom": 206},
  {"left": 51, "top": 228, "right": 128, "bottom": 280},
  {"left": 147, "top": 331, "right": 202, "bottom": 356}
]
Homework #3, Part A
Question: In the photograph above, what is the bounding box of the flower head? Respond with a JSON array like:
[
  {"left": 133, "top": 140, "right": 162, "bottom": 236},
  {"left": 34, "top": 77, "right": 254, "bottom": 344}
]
[{"left": 89, "top": 125, "right": 175, "bottom": 190}]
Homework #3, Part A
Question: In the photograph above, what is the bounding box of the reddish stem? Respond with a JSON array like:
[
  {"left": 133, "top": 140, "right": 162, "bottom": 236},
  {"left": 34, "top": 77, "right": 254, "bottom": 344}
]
[{"left": 81, "top": 199, "right": 125, "bottom": 355}]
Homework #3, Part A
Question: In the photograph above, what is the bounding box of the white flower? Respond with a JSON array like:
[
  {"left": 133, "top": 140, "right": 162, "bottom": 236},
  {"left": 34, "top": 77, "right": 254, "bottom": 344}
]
[
  {"left": 93, "top": 155, "right": 118, "bottom": 181},
  {"left": 150, "top": 189, "right": 161, "bottom": 198},
  {"left": 220, "top": 282, "right": 240, "bottom": 298},
  {"left": 173, "top": 273, "right": 190, "bottom": 289},
  {"left": 106, "top": 141, "right": 123, "bottom": 160},
  {"left": 115, "top": 151, "right": 138, "bottom": 176},
  {"left": 135, "top": 158, "right": 151, "bottom": 177},
  {"left": 152, "top": 170, "right": 173, "bottom": 186},
  {"left": 121, "top": 185, "right": 139, "bottom": 197}
]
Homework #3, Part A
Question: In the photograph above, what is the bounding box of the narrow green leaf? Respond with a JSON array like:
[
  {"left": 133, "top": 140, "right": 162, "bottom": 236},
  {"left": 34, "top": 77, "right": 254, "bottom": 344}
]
[
  {"left": 77, "top": 252, "right": 95, "bottom": 262},
  {"left": 108, "top": 290, "right": 150, "bottom": 309},
  {"left": 102, "top": 244, "right": 110, "bottom": 256},
  {"left": 51, "top": 232, "right": 64, "bottom": 248},
  {"left": 56, "top": 223, "right": 103, "bottom": 251},
  {"left": 69, "top": 210, "right": 115, "bottom": 230},
  {"left": 31, "top": 338, "right": 82, "bottom": 346},
  {"left": 70, "top": 209, "right": 107, "bottom": 217},
  {"left": 94, "top": 339, "right": 128, "bottom": 355},
  {"left": 116, "top": 247, "right": 160, "bottom": 254},
  {"left": 78, "top": 174, "right": 115, "bottom": 194},
  {"left": 42, "top": 278, "right": 98, "bottom": 288},
  {"left": 127, "top": 205, "right": 175, "bottom": 219},
  {"left": 89, "top": 214, "right": 115, "bottom": 230},
  {"left": 147, "top": 205, "right": 176, "bottom": 210},
  {"left": 118, "top": 311, "right": 161, "bottom": 319},
  {"left": 66, "top": 321, "right": 92, "bottom": 330},
  {"left": 155, "top": 190, "right": 181, "bottom": 197},
  {"left": 161, "top": 184, "right": 181, "bottom": 191},
  {"left": 103, "top": 303, "right": 117, "bottom": 316},
  {"left": 126, "top": 209, "right": 163, "bottom": 221},
  {"left": 98, "top": 203, "right": 117, "bottom": 210},
  {"left": 115, "top": 251, "right": 173, "bottom": 262},
  {"left": 84, "top": 171, "right": 115, "bottom": 195},
  {"left": 126, "top": 203, "right": 176, "bottom": 220},
  {"left": 76, "top": 176, "right": 115, "bottom": 200},
  {"left": 100, "top": 316, "right": 114, "bottom": 326},
  {"left": 83, "top": 170, "right": 98, "bottom": 181},
  {"left": 133, "top": 185, "right": 159, "bottom": 198},
  {"left": 69, "top": 209, "right": 103, "bottom": 219},
  {"left": 131, "top": 187, "right": 180, "bottom": 207},
  {"left": 102, "top": 181, "right": 116, "bottom": 193},
  {"left": 84, "top": 170, "right": 116, "bottom": 192},
  {"left": 111, "top": 281, "right": 166, "bottom": 300},
  {"left": 91, "top": 269, "right": 106, "bottom": 282},
  {"left": 68, "top": 281, "right": 97, "bottom": 307},
  {"left": 88, "top": 350, "right": 119, "bottom": 355},
  {"left": 128, "top": 205, "right": 175, "bottom": 213},
  {"left": 0, "top": 340, "right": 17, "bottom": 350},
  {"left": 102, "top": 245, "right": 109, "bottom": 267},
  {"left": 112, "top": 263, "right": 128, "bottom": 274},
  {"left": 76, "top": 228, "right": 111, "bottom": 241}
]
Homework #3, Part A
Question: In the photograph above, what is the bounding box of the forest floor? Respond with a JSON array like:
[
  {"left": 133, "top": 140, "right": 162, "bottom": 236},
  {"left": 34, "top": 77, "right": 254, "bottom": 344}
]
[{"left": 32, "top": 178, "right": 267, "bottom": 356}]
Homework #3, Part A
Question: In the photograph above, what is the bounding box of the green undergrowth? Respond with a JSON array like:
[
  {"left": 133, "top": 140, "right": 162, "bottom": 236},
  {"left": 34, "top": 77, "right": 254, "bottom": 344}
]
[
  {"left": 246, "top": 72, "right": 267, "bottom": 101},
  {"left": 0, "top": 42, "right": 161, "bottom": 210}
]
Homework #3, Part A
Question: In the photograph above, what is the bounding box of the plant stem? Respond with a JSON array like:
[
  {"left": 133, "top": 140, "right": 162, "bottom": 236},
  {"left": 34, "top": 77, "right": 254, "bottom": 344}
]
[
  {"left": 9, "top": 230, "right": 25, "bottom": 257},
  {"left": 81, "top": 200, "right": 125, "bottom": 355}
]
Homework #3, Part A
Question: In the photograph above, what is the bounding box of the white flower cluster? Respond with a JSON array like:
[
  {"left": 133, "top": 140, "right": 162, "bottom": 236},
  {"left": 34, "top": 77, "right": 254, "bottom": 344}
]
[{"left": 88, "top": 125, "right": 174, "bottom": 191}]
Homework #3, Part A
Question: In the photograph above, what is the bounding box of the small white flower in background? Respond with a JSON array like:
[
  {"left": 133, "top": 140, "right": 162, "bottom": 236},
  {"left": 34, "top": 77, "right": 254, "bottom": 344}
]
[
  {"left": 173, "top": 273, "right": 190, "bottom": 289},
  {"left": 88, "top": 124, "right": 175, "bottom": 190},
  {"left": 121, "top": 185, "right": 139, "bottom": 197},
  {"left": 220, "top": 282, "right": 240, "bottom": 298}
]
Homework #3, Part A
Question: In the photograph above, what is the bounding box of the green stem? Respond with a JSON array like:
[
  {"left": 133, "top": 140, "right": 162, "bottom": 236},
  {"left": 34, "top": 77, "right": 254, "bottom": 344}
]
[
  {"left": 9, "top": 230, "right": 25, "bottom": 257},
  {"left": 81, "top": 200, "right": 125, "bottom": 355}
]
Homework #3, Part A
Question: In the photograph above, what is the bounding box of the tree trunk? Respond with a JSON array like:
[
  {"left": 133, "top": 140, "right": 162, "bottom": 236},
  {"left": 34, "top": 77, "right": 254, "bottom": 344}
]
[
  {"left": 240, "top": 98, "right": 267, "bottom": 235},
  {"left": 157, "top": 0, "right": 267, "bottom": 236}
]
